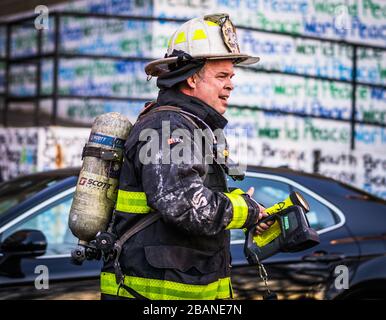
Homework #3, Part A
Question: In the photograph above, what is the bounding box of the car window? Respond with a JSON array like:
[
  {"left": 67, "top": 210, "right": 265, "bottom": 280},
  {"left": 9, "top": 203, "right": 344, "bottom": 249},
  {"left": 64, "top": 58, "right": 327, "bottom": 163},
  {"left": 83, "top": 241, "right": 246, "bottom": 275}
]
[
  {"left": 228, "top": 175, "right": 341, "bottom": 242},
  {"left": 228, "top": 176, "right": 291, "bottom": 242},
  {"left": 293, "top": 187, "right": 339, "bottom": 231},
  {"left": 0, "top": 176, "right": 63, "bottom": 215},
  {"left": 228, "top": 176, "right": 291, "bottom": 207},
  {"left": 1, "top": 195, "right": 77, "bottom": 256}
]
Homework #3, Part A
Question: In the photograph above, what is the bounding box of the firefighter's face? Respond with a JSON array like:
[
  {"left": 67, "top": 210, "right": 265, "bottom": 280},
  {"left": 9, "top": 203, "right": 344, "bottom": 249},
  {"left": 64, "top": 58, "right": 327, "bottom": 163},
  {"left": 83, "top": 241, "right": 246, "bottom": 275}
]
[{"left": 185, "top": 60, "right": 235, "bottom": 114}]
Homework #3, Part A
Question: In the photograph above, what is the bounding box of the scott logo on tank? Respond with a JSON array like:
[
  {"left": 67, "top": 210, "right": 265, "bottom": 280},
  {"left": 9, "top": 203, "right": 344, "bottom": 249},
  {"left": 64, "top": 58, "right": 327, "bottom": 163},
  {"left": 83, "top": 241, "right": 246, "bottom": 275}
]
[{"left": 79, "top": 177, "right": 112, "bottom": 190}]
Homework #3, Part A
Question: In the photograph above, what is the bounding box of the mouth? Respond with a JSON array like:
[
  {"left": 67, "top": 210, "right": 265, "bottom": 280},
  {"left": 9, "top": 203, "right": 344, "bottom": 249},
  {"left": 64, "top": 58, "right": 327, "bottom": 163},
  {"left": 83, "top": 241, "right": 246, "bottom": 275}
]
[{"left": 219, "top": 96, "right": 229, "bottom": 102}]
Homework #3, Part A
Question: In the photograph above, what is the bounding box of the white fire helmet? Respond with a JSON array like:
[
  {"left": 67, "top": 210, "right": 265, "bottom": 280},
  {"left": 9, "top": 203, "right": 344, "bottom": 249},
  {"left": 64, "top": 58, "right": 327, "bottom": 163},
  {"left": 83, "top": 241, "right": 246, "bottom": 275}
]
[{"left": 145, "top": 13, "right": 260, "bottom": 76}]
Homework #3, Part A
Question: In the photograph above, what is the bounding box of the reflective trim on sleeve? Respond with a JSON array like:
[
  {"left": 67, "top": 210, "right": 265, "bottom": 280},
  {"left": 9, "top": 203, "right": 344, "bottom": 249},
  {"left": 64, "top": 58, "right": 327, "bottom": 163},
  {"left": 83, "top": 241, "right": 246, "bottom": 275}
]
[
  {"left": 115, "top": 190, "right": 151, "bottom": 214},
  {"left": 100, "top": 272, "right": 232, "bottom": 300},
  {"left": 224, "top": 189, "right": 249, "bottom": 229}
]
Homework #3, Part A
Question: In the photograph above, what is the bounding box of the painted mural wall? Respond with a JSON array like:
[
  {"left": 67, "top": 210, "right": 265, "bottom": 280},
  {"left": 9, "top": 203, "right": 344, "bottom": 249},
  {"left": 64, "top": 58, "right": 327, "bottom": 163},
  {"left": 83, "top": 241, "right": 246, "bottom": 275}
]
[
  {"left": 0, "top": 127, "right": 89, "bottom": 181},
  {"left": 0, "top": 0, "right": 385, "bottom": 199}
]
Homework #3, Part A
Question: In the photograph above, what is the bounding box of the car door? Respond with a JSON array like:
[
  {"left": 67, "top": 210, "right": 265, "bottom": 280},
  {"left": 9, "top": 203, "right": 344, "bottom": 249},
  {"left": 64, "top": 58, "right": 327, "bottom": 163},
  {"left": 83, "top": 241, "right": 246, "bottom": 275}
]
[
  {"left": 0, "top": 188, "right": 101, "bottom": 300},
  {"left": 229, "top": 173, "right": 359, "bottom": 300}
]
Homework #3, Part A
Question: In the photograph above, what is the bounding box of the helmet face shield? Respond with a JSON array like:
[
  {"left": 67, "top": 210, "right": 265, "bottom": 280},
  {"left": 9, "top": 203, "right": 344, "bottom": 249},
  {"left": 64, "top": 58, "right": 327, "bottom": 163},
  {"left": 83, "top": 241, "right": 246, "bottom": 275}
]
[{"left": 145, "top": 13, "right": 260, "bottom": 77}]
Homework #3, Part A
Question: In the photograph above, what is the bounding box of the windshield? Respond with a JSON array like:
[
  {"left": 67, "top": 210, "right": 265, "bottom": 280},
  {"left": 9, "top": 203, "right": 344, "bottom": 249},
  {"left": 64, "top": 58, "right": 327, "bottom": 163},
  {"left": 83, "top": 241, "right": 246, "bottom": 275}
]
[{"left": 0, "top": 176, "right": 63, "bottom": 215}]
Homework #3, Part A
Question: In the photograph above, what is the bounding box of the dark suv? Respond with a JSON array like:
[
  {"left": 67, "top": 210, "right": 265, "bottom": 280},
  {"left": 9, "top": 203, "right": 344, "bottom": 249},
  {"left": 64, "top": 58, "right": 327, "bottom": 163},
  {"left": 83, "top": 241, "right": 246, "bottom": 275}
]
[{"left": 1, "top": 167, "right": 385, "bottom": 299}]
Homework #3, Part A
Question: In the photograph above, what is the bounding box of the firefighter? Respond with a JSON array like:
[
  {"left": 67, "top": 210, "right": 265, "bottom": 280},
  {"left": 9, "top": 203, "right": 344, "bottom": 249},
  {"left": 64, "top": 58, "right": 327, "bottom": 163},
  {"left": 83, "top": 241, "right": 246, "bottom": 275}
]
[{"left": 100, "top": 13, "right": 272, "bottom": 300}]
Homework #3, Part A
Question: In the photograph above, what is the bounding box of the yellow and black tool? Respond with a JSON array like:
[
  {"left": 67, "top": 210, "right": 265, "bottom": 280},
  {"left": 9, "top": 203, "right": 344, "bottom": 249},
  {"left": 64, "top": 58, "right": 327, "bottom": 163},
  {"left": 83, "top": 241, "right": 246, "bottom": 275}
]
[{"left": 244, "top": 191, "right": 320, "bottom": 263}]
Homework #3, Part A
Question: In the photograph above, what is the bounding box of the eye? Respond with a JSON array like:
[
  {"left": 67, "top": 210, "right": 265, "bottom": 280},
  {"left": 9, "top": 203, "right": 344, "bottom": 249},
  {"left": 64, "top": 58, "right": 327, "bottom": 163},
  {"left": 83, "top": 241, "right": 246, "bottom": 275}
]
[{"left": 217, "top": 74, "right": 227, "bottom": 79}]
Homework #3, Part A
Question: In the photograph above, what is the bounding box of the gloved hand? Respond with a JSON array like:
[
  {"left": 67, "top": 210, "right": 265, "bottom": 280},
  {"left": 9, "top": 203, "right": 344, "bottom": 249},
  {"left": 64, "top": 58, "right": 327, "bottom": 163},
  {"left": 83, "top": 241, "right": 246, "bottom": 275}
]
[{"left": 246, "top": 187, "right": 275, "bottom": 236}]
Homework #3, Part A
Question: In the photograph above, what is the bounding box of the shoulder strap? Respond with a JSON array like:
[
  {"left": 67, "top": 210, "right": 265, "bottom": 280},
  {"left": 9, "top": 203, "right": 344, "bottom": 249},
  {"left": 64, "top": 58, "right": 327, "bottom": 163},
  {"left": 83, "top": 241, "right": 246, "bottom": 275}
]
[
  {"left": 138, "top": 104, "right": 202, "bottom": 130},
  {"left": 112, "top": 212, "right": 161, "bottom": 299}
]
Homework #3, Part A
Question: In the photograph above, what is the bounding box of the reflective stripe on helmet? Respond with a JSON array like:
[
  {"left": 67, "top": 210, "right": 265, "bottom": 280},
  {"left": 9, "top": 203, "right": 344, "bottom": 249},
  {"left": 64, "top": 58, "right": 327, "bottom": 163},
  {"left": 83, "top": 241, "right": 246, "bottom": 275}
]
[
  {"left": 205, "top": 20, "right": 219, "bottom": 27},
  {"left": 224, "top": 189, "right": 248, "bottom": 229},
  {"left": 174, "top": 31, "right": 187, "bottom": 44},
  {"left": 100, "top": 272, "right": 232, "bottom": 300},
  {"left": 115, "top": 190, "right": 151, "bottom": 214},
  {"left": 192, "top": 29, "right": 207, "bottom": 40}
]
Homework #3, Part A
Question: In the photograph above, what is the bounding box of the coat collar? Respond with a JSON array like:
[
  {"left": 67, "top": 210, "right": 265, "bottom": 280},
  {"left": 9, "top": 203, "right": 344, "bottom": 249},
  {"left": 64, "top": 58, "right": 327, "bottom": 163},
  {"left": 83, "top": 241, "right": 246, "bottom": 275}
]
[{"left": 155, "top": 88, "right": 228, "bottom": 130}]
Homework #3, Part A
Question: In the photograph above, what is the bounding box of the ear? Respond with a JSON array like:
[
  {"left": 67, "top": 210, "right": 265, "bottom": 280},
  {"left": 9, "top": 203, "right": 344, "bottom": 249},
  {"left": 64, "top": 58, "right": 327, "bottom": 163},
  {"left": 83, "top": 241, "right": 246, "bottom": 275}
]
[{"left": 186, "top": 75, "right": 197, "bottom": 89}]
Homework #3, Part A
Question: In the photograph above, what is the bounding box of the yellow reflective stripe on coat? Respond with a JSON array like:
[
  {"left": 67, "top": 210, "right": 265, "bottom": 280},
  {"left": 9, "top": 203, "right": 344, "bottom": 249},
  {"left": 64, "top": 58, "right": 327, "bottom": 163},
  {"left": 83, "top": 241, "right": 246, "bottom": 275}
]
[
  {"left": 115, "top": 190, "right": 151, "bottom": 214},
  {"left": 224, "top": 189, "right": 248, "bottom": 229},
  {"left": 100, "top": 272, "right": 232, "bottom": 300}
]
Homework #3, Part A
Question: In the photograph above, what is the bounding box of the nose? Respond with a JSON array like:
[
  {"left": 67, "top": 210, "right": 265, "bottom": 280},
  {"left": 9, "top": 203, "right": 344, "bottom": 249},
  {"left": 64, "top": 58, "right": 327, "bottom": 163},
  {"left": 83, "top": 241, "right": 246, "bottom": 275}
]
[{"left": 224, "top": 77, "right": 234, "bottom": 91}]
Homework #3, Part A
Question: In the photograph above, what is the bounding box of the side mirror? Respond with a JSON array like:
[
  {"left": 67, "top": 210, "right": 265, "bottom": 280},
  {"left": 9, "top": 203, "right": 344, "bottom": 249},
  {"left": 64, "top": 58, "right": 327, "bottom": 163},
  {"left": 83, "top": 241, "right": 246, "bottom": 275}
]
[
  {"left": 1, "top": 229, "right": 47, "bottom": 257},
  {"left": 0, "top": 229, "right": 47, "bottom": 257},
  {"left": 0, "top": 229, "right": 47, "bottom": 277}
]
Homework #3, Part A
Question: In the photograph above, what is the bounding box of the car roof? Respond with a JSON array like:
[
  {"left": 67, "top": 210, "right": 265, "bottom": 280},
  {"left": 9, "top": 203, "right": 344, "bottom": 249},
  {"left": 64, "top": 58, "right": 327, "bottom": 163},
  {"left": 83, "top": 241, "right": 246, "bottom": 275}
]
[
  {"left": 5, "top": 167, "right": 81, "bottom": 182},
  {"left": 4, "top": 165, "right": 385, "bottom": 202},
  {"left": 0, "top": 172, "right": 79, "bottom": 227},
  {"left": 1, "top": 165, "right": 384, "bottom": 228},
  {"left": 247, "top": 165, "right": 336, "bottom": 181},
  {"left": 246, "top": 165, "right": 386, "bottom": 204}
]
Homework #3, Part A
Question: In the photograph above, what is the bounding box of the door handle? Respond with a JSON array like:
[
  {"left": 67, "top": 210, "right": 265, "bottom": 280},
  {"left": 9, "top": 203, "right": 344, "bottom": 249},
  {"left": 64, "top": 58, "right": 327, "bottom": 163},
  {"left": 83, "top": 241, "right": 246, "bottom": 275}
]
[{"left": 303, "top": 251, "right": 345, "bottom": 262}]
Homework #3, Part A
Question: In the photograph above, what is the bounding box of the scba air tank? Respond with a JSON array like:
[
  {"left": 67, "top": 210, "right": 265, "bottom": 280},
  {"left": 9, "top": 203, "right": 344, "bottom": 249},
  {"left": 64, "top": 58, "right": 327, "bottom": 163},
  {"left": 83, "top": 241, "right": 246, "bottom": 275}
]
[{"left": 69, "top": 112, "right": 132, "bottom": 243}]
